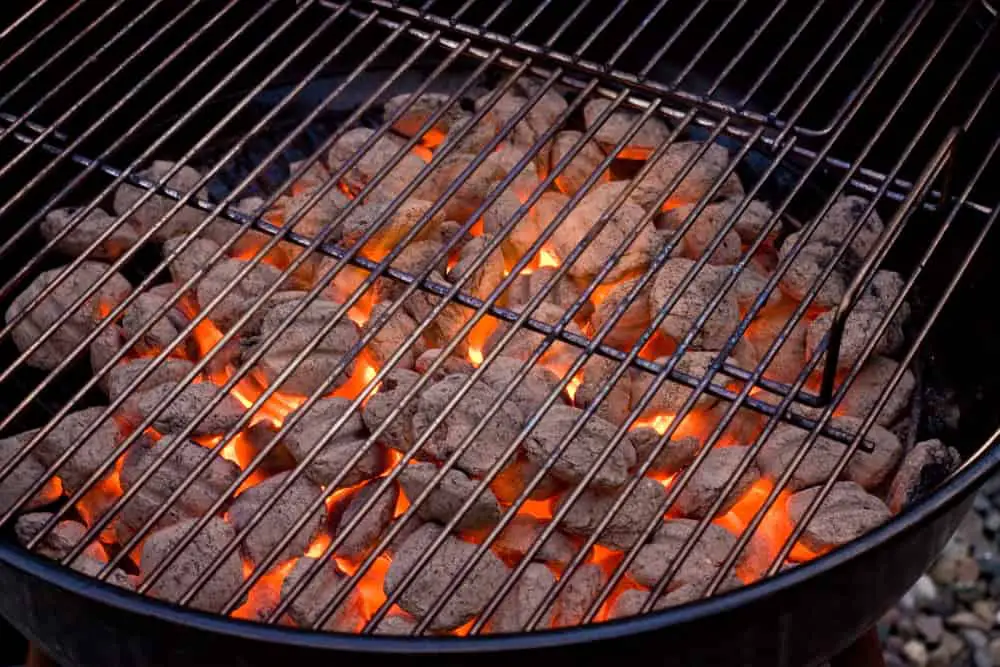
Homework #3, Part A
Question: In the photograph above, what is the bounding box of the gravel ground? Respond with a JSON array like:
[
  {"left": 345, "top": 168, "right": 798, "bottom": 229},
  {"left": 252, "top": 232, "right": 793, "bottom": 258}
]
[{"left": 879, "top": 473, "right": 1000, "bottom": 666}]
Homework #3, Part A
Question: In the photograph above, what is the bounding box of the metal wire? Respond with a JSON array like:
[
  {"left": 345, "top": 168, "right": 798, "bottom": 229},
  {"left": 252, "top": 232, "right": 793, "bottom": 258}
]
[{"left": 0, "top": 0, "right": 995, "bottom": 641}]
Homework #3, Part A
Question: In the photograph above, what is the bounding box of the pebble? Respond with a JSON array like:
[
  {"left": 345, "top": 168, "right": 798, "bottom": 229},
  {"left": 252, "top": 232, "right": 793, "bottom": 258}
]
[
  {"left": 915, "top": 614, "right": 944, "bottom": 644},
  {"left": 911, "top": 575, "right": 939, "bottom": 609},
  {"left": 972, "top": 599, "right": 997, "bottom": 627},
  {"left": 955, "top": 556, "right": 981, "bottom": 586},
  {"left": 990, "top": 637, "right": 1000, "bottom": 664},
  {"left": 902, "top": 639, "right": 928, "bottom": 666},
  {"left": 961, "top": 628, "right": 989, "bottom": 650},
  {"left": 985, "top": 511, "right": 1000, "bottom": 533},
  {"left": 973, "top": 647, "right": 993, "bottom": 667},
  {"left": 948, "top": 611, "right": 992, "bottom": 632}
]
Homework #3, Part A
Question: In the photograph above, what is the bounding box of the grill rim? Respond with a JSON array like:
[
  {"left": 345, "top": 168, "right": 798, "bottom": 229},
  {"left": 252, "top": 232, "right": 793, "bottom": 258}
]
[{"left": 1, "top": 436, "right": 995, "bottom": 651}]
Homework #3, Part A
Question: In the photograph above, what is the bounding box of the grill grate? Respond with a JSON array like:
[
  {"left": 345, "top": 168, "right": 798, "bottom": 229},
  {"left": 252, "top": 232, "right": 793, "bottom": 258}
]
[{"left": 0, "top": 0, "right": 996, "bottom": 638}]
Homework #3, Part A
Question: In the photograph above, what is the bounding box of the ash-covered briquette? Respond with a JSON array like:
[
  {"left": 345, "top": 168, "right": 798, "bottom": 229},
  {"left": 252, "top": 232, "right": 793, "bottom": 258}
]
[
  {"left": 629, "top": 519, "right": 741, "bottom": 590},
  {"left": 557, "top": 477, "right": 667, "bottom": 550},
  {"left": 448, "top": 235, "right": 505, "bottom": 304},
  {"left": 31, "top": 407, "right": 125, "bottom": 494},
  {"left": 283, "top": 397, "right": 385, "bottom": 489},
  {"left": 795, "top": 355, "right": 915, "bottom": 427},
  {"left": 411, "top": 373, "right": 526, "bottom": 478},
  {"left": 117, "top": 433, "right": 240, "bottom": 544},
  {"left": 650, "top": 258, "right": 740, "bottom": 351},
  {"left": 228, "top": 471, "right": 327, "bottom": 566},
  {"left": 328, "top": 128, "right": 427, "bottom": 202},
  {"left": 120, "top": 290, "right": 193, "bottom": 357},
  {"left": 128, "top": 382, "right": 245, "bottom": 438},
  {"left": 631, "top": 429, "right": 702, "bottom": 477},
  {"left": 361, "top": 367, "right": 423, "bottom": 454},
  {"left": 6, "top": 261, "right": 132, "bottom": 370},
  {"left": 238, "top": 294, "right": 361, "bottom": 397},
  {"left": 786, "top": 481, "right": 892, "bottom": 553},
  {"left": 661, "top": 199, "right": 776, "bottom": 247},
  {"left": 504, "top": 267, "right": 591, "bottom": 322},
  {"left": 485, "top": 562, "right": 557, "bottom": 633},
  {"left": 194, "top": 257, "right": 289, "bottom": 331},
  {"left": 106, "top": 358, "right": 198, "bottom": 413},
  {"left": 629, "top": 142, "right": 743, "bottom": 210},
  {"left": 583, "top": 99, "right": 670, "bottom": 160},
  {"left": 140, "top": 517, "right": 245, "bottom": 613},
  {"left": 365, "top": 303, "right": 421, "bottom": 371},
  {"left": 589, "top": 277, "right": 653, "bottom": 351},
  {"left": 573, "top": 356, "right": 635, "bottom": 427},
  {"left": 608, "top": 577, "right": 743, "bottom": 619},
  {"left": 630, "top": 351, "right": 728, "bottom": 421},
  {"left": 756, "top": 417, "right": 903, "bottom": 492},
  {"left": 384, "top": 91, "right": 466, "bottom": 141},
  {"left": 398, "top": 461, "right": 502, "bottom": 533},
  {"left": 162, "top": 236, "right": 222, "bottom": 286},
  {"left": 413, "top": 348, "right": 476, "bottom": 381},
  {"left": 42, "top": 207, "right": 141, "bottom": 260},
  {"left": 523, "top": 405, "right": 637, "bottom": 490},
  {"left": 736, "top": 303, "right": 809, "bottom": 384},
  {"left": 805, "top": 270, "right": 908, "bottom": 372},
  {"left": 778, "top": 195, "right": 885, "bottom": 309},
  {"left": 550, "top": 563, "right": 607, "bottom": 628},
  {"left": 550, "top": 130, "right": 608, "bottom": 195},
  {"left": 340, "top": 198, "right": 447, "bottom": 260},
  {"left": 71, "top": 555, "right": 137, "bottom": 590},
  {"left": 280, "top": 556, "right": 365, "bottom": 632},
  {"left": 491, "top": 515, "right": 577, "bottom": 568},
  {"left": 484, "top": 301, "right": 587, "bottom": 378},
  {"left": 332, "top": 480, "right": 398, "bottom": 562},
  {"left": 489, "top": 454, "right": 565, "bottom": 504},
  {"left": 14, "top": 512, "right": 106, "bottom": 563},
  {"left": 384, "top": 522, "right": 511, "bottom": 631},
  {"left": 885, "top": 439, "right": 961, "bottom": 514},
  {"left": 477, "top": 356, "right": 562, "bottom": 420},
  {"left": 113, "top": 161, "right": 209, "bottom": 242},
  {"left": 372, "top": 611, "right": 419, "bottom": 636},
  {"left": 672, "top": 446, "right": 760, "bottom": 519}
]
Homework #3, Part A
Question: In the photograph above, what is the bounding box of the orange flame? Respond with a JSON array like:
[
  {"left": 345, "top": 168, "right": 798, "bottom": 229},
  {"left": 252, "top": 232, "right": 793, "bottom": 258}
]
[{"left": 538, "top": 248, "right": 560, "bottom": 269}]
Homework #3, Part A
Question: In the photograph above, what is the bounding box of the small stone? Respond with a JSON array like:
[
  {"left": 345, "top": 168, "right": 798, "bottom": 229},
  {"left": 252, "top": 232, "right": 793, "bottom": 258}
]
[
  {"left": 910, "top": 575, "right": 938, "bottom": 610},
  {"left": 901, "top": 639, "right": 928, "bottom": 666},
  {"left": 984, "top": 511, "right": 1000, "bottom": 533},
  {"left": 972, "top": 600, "right": 996, "bottom": 627},
  {"left": 914, "top": 614, "right": 944, "bottom": 644},
  {"left": 929, "top": 632, "right": 966, "bottom": 666},
  {"left": 973, "top": 648, "right": 992, "bottom": 667},
  {"left": 955, "top": 580, "right": 988, "bottom": 604},
  {"left": 931, "top": 557, "right": 959, "bottom": 585},
  {"left": 954, "top": 556, "right": 981, "bottom": 585},
  {"left": 946, "top": 611, "right": 990, "bottom": 631},
  {"left": 988, "top": 638, "right": 1000, "bottom": 665},
  {"left": 895, "top": 615, "right": 917, "bottom": 639},
  {"left": 961, "top": 628, "right": 988, "bottom": 650}
]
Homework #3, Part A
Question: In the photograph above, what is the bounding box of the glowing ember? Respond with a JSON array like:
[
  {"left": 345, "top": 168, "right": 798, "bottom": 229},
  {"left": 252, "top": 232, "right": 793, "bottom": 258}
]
[
  {"left": 565, "top": 372, "right": 584, "bottom": 402},
  {"left": 465, "top": 317, "right": 498, "bottom": 367},
  {"left": 538, "top": 248, "right": 560, "bottom": 269},
  {"left": 334, "top": 553, "right": 392, "bottom": 619},
  {"left": 517, "top": 497, "right": 555, "bottom": 520},
  {"left": 411, "top": 144, "right": 434, "bottom": 163}
]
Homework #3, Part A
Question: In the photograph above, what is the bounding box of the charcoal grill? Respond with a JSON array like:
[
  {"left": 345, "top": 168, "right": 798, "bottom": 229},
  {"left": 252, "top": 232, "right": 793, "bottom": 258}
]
[{"left": 0, "top": 1, "right": 998, "bottom": 665}]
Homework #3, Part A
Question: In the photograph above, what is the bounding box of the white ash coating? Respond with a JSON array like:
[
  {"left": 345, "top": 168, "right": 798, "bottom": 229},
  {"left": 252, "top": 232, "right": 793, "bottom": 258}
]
[
  {"left": 194, "top": 257, "right": 288, "bottom": 331},
  {"left": 550, "top": 192, "right": 657, "bottom": 284},
  {"left": 649, "top": 258, "right": 740, "bottom": 350},
  {"left": 575, "top": 355, "right": 635, "bottom": 427},
  {"left": 411, "top": 373, "right": 526, "bottom": 478},
  {"left": 107, "top": 358, "right": 197, "bottom": 413},
  {"left": 373, "top": 612, "right": 419, "bottom": 636},
  {"left": 71, "top": 555, "right": 137, "bottom": 590},
  {"left": 361, "top": 368, "right": 423, "bottom": 454},
  {"left": 583, "top": 99, "right": 670, "bottom": 160},
  {"left": 283, "top": 397, "right": 384, "bottom": 490},
  {"left": 631, "top": 430, "right": 701, "bottom": 477},
  {"left": 504, "top": 267, "right": 591, "bottom": 322},
  {"left": 550, "top": 130, "right": 608, "bottom": 195},
  {"left": 558, "top": 477, "right": 667, "bottom": 550},
  {"left": 327, "top": 127, "right": 426, "bottom": 201},
  {"left": 333, "top": 480, "right": 398, "bottom": 562},
  {"left": 117, "top": 434, "right": 240, "bottom": 543},
  {"left": 90, "top": 324, "right": 126, "bottom": 386},
  {"left": 383, "top": 522, "right": 511, "bottom": 631},
  {"left": 373, "top": 238, "right": 448, "bottom": 304},
  {"left": 163, "top": 236, "right": 221, "bottom": 286},
  {"left": 491, "top": 515, "right": 577, "bottom": 568},
  {"left": 399, "top": 461, "right": 502, "bottom": 533},
  {"left": 140, "top": 517, "right": 245, "bottom": 613},
  {"left": 228, "top": 471, "right": 326, "bottom": 566},
  {"left": 364, "top": 302, "right": 420, "bottom": 371},
  {"left": 590, "top": 277, "right": 654, "bottom": 351},
  {"left": 786, "top": 481, "right": 891, "bottom": 553},
  {"left": 486, "top": 562, "right": 557, "bottom": 633},
  {"left": 340, "top": 199, "right": 445, "bottom": 262},
  {"left": 477, "top": 356, "right": 561, "bottom": 420},
  {"left": 660, "top": 199, "right": 774, "bottom": 246},
  {"left": 384, "top": 91, "right": 465, "bottom": 140},
  {"left": 659, "top": 201, "right": 743, "bottom": 266},
  {"left": 280, "top": 556, "right": 365, "bottom": 632},
  {"left": 239, "top": 296, "right": 361, "bottom": 397},
  {"left": 413, "top": 348, "right": 476, "bottom": 383},
  {"left": 6, "top": 261, "right": 132, "bottom": 370},
  {"left": 14, "top": 512, "right": 105, "bottom": 562},
  {"left": 42, "top": 207, "right": 140, "bottom": 260},
  {"left": 32, "top": 407, "right": 124, "bottom": 493},
  {"left": 629, "top": 142, "right": 743, "bottom": 209},
  {"left": 672, "top": 446, "right": 760, "bottom": 519},
  {"left": 399, "top": 270, "right": 473, "bottom": 353},
  {"left": 551, "top": 563, "right": 607, "bottom": 628},
  {"left": 448, "top": 235, "right": 505, "bottom": 302},
  {"left": 489, "top": 455, "right": 565, "bottom": 504},
  {"left": 737, "top": 305, "right": 809, "bottom": 384},
  {"left": 630, "top": 350, "right": 726, "bottom": 419},
  {"left": 732, "top": 268, "right": 784, "bottom": 315},
  {"left": 113, "top": 161, "right": 209, "bottom": 242},
  {"left": 482, "top": 189, "right": 542, "bottom": 261},
  {"left": 484, "top": 301, "right": 585, "bottom": 378},
  {"left": 652, "top": 518, "right": 740, "bottom": 564},
  {"left": 886, "top": 439, "right": 960, "bottom": 514},
  {"left": 761, "top": 417, "right": 902, "bottom": 492},
  {"left": 778, "top": 238, "right": 848, "bottom": 310},
  {"left": 441, "top": 110, "right": 501, "bottom": 156},
  {"left": 524, "top": 405, "right": 637, "bottom": 491},
  {"left": 132, "top": 382, "right": 245, "bottom": 437},
  {"left": 796, "top": 355, "right": 915, "bottom": 427},
  {"left": 805, "top": 270, "right": 907, "bottom": 372},
  {"left": 120, "top": 290, "right": 192, "bottom": 356}
]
